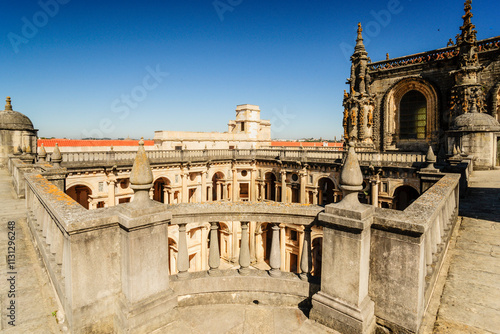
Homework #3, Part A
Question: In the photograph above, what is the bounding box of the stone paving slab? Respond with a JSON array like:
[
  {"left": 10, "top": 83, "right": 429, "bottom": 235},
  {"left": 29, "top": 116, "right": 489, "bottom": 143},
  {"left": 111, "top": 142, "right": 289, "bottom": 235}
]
[
  {"left": 0, "top": 168, "right": 62, "bottom": 333},
  {"left": 159, "top": 304, "right": 339, "bottom": 334},
  {"left": 428, "top": 170, "right": 500, "bottom": 334}
]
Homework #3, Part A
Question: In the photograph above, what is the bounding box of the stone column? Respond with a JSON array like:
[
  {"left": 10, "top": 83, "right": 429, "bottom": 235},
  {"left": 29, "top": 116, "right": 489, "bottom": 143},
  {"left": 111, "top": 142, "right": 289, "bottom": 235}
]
[
  {"left": 216, "top": 181, "right": 221, "bottom": 200},
  {"left": 297, "top": 226, "right": 304, "bottom": 273},
  {"left": 208, "top": 222, "right": 220, "bottom": 275},
  {"left": 108, "top": 180, "right": 116, "bottom": 207},
  {"left": 201, "top": 225, "right": 208, "bottom": 270},
  {"left": 300, "top": 226, "right": 312, "bottom": 280},
  {"left": 280, "top": 223, "right": 286, "bottom": 271},
  {"left": 239, "top": 222, "right": 250, "bottom": 275},
  {"left": 177, "top": 223, "right": 189, "bottom": 278},
  {"left": 232, "top": 167, "right": 238, "bottom": 201},
  {"left": 281, "top": 171, "right": 287, "bottom": 202},
  {"left": 169, "top": 191, "right": 174, "bottom": 204},
  {"left": 250, "top": 168, "right": 256, "bottom": 201},
  {"left": 181, "top": 172, "right": 187, "bottom": 203},
  {"left": 313, "top": 188, "right": 318, "bottom": 205},
  {"left": 201, "top": 171, "right": 207, "bottom": 202},
  {"left": 223, "top": 182, "right": 228, "bottom": 200},
  {"left": 274, "top": 183, "right": 279, "bottom": 202},
  {"left": 163, "top": 187, "right": 169, "bottom": 204},
  {"left": 208, "top": 184, "right": 213, "bottom": 202},
  {"left": 249, "top": 221, "right": 256, "bottom": 263},
  {"left": 259, "top": 182, "right": 264, "bottom": 201},
  {"left": 370, "top": 175, "right": 380, "bottom": 207},
  {"left": 310, "top": 144, "right": 375, "bottom": 334},
  {"left": 269, "top": 223, "right": 281, "bottom": 277},
  {"left": 300, "top": 169, "right": 307, "bottom": 204}
]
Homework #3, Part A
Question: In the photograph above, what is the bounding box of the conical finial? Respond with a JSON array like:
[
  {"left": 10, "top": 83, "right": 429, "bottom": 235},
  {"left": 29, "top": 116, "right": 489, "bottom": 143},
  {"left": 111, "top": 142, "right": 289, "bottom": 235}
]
[
  {"left": 51, "top": 143, "right": 62, "bottom": 168},
  {"left": 130, "top": 137, "right": 154, "bottom": 203},
  {"left": 340, "top": 143, "right": 363, "bottom": 188},
  {"left": 38, "top": 143, "right": 47, "bottom": 163},
  {"left": 453, "top": 144, "right": 458, "bottom": 156},
  {"left": 5, "top": 97, "right": 12, "bottom": 111},
  {"left": 426, "top": 146, "right": 436, "bottom": 163},
  {"left": 338, "top": 142, "right": 363, "bottom": 207}
]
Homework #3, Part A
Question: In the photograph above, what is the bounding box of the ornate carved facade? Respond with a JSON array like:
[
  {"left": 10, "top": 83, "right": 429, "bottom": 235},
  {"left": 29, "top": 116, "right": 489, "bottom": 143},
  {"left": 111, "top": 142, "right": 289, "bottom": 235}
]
[{"left": 343, "top": 1, "right": 500, "bottom": 169}]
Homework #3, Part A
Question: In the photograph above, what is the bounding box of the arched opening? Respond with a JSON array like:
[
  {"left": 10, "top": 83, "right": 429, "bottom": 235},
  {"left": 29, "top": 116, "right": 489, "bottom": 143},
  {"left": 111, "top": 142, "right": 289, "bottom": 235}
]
[
  {"left": 218, "top": 223, "right": 231, "bottom": 262},
  {"left": 317, "top": 178, "right": 335, "bottom": 206},
  {"left": 393, "top": 185, "right": 419, "bottom": 211},
  {"left": 153, "top": 177, "right": 171, "bottom": 203},
  {"left": 399, "top": 90, "right": 427, "bottom": 140},
  {"left": 188, "top": 227, "right": 203, "bottom": 271},
  {"left": 168, "top": 238, "right": 178, "bottom": 275},
  {"left": 66, "top": 184, "right": 92, "bottom": 210},
  {"left": 264, "top": 172, "right": 276, "bottom": 201},
  {"left": 212, "top": 172, "right": 225, "bottom": 201},
  {"left": 312, "top": 237, "right": 322, "bottom": 277}
]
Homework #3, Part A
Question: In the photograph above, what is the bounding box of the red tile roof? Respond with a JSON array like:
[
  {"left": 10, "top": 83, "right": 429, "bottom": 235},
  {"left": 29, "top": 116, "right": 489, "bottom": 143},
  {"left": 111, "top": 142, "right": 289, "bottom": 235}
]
[
  {"left": 38, "top": 139, "right": 154, "bottom": 147},
  {"left": 271, "top": 141, "right": 343, "bottom": 148}
]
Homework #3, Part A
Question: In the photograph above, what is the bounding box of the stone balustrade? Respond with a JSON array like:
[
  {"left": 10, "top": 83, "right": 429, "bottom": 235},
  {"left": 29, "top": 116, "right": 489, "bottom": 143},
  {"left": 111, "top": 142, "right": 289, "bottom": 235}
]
[
  {"left": 369, "top": 173, "right": 460, "bottom": 332},
  {"left": 48, "top": 148, "right": 424, "bottom": 167},
  {"left": 21, "top": 167, "right": 459, "bottom": 333}
]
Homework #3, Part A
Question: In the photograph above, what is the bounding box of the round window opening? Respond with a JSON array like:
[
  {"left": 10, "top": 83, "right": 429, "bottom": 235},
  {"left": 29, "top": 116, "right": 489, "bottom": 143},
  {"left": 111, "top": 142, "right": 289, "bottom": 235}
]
[
  {"left": 292, "top": 174, "right": 299, "bottom": 182},
  {"left": 241, "top": 170, "right": 248, "bottom": 177}
]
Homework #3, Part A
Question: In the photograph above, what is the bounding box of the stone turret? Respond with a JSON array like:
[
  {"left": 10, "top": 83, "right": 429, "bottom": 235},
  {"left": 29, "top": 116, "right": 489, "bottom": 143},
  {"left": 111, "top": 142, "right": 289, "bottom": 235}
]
[
  {"left": 0, "top": 97, "right": 38, "bottom": 165},
  {"left": 343, "top": 24, "right": 375, "bottom": 151},
  {"left": 447, "top": 0, "right": 500, "bottom": 169}
]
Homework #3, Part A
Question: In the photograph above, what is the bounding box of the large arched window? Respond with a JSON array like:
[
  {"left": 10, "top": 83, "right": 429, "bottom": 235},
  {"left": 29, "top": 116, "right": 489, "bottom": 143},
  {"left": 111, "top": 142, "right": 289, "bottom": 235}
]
[{"left": 399, "top": 90, "right": 427, "bottom": 139}]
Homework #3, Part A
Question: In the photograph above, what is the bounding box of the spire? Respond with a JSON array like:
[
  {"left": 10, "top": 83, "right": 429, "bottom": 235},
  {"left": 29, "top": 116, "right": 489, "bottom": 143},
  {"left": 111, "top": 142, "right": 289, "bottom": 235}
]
[
  {"left": 130, "top": 138, "right": 154, "bottom": 203},
  {"left": 354, "top": 23, "right": 366, "bottom": 54},
  {"left": 459, "top": 0, "right": 477, "bottom": 44},
  {"left": 5, "top": 97, "right": 12, "bottom": 111}
]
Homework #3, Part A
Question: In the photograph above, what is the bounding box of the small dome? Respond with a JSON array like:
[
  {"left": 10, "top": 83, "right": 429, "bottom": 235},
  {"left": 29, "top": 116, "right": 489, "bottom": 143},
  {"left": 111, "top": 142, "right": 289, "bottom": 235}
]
[
  {"left": 450, "top": 112, "right": 500, "bottom": 132},
  {"left": 0, "top": 97, "right": 34, "bottom": 131}
]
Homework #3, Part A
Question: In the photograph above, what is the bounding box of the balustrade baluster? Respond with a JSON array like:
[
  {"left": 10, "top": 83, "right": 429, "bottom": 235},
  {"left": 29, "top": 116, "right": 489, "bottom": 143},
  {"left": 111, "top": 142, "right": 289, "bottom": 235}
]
[
  {"left": 208, "top": 222, "right": 220, "bottom": 275},
  {"left": 300, "top": 227, "right": 312, "bottom": 280},
  {"left": 238, "top": 222, "right": 250, "bottom": 275},
  {"left": 177, "top": 223, "right": 189, "bottom": 278},
  {"left": 425, "top": 231, "right": 433, "bottom": 275},
  {"left": 269, "top": 223, "right": 281, "bottom": 277}
]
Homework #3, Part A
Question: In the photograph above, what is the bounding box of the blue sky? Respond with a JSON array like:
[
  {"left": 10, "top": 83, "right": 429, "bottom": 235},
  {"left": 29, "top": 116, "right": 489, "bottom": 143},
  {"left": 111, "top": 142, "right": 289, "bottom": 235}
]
[{"left": 1, "top": 0, "right": 498, "bottom": 140}]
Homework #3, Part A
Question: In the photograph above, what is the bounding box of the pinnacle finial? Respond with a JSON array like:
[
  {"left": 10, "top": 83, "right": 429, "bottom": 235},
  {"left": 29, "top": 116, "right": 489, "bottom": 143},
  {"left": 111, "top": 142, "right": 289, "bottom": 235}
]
[
  {"left": 338, "top": 142, "right": 363, "bottom": 207},
  {"left": 459, "top": 0, "right": 476, "bottom": 44},
  {"left": 51, "top": 143, "right": 62, "bottom": 168},
  {"left": 130, "top": 137, "right": 154, "bottom": 203},
  {"left": 5, "top": 97, "right": 12, "bottom": 111},
  {"left": 426, "top": 145, "right": 436, "bottom": 163},
  {"left": 354, "top": 22, "right": 366, "bottom": 53}
]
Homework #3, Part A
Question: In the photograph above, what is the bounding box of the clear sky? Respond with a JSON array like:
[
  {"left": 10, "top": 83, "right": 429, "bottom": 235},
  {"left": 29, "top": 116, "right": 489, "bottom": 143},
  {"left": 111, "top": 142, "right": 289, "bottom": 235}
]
[{"left": 1, "top": 0, "right": 498, "bottom": 140}]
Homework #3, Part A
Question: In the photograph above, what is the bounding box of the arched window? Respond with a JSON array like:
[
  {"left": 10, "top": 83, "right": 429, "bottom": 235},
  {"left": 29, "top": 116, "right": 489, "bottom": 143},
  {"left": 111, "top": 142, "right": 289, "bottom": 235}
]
[{"left": 399, "top": 90, "right": 427, "bottom": 139}]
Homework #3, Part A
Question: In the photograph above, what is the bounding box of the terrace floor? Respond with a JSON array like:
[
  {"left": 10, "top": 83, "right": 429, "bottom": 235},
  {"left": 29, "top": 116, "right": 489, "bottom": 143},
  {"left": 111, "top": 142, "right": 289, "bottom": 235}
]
[{"left": 420, "top": 170, "right": 500, "bottom": 334}]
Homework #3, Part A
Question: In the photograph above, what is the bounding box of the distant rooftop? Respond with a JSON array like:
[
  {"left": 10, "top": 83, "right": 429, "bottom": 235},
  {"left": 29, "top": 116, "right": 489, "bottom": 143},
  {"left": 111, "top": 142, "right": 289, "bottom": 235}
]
[{"left": 38, "top": 139, "right": 155, "bottom": 147}]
